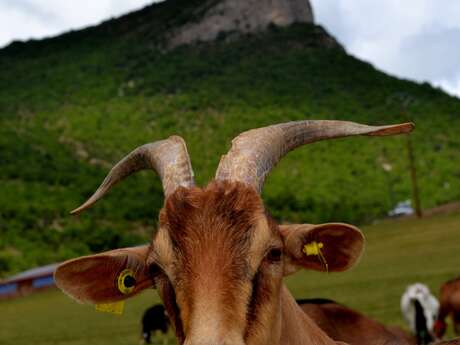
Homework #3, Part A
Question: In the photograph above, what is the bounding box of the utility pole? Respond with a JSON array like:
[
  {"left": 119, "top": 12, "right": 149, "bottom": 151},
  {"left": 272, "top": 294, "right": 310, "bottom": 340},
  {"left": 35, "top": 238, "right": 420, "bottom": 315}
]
[
  {"left": 386, "top": 92, "right": 422, "bottom": 218},
  {"left": 400, "top": 95, "right": 422, "bottom": 218},
  {"left": 406, "top": 130, "right": 422, "bottom": 217}
]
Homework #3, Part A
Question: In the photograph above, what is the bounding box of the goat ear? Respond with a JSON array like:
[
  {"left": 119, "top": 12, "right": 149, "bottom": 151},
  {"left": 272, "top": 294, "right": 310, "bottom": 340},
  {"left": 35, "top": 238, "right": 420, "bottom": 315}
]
[
  {"left": 54, "top": 245, "right": 152, "bottom": 304},
  {"left": 280, "top": 223, "right": 364, "bottom": 275}
]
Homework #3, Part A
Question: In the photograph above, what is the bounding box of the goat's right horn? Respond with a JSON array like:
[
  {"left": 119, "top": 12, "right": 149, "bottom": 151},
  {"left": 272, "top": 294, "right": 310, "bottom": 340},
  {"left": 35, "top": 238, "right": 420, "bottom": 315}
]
[
  {"left": 71, "top": 136, "right": 194, "bottom": 215},
  {"left": 215, "top": 120, "right": 414, "bottom": 193}
]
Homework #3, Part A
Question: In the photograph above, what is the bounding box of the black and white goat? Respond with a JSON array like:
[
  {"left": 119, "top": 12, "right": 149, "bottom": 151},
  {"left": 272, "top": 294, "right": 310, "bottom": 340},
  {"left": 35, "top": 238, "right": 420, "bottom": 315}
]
[{"left": 401, "top": 283, "right": 440, "bottom": 345}]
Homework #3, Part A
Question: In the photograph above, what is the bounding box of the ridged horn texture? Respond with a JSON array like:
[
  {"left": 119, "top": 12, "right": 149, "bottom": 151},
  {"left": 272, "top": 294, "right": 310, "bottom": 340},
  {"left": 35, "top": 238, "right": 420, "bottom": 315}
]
[
  {"left": 215, "top": 120, "right": 414, "bottom": 193},
  {"left": 71, "top": 136, "right": 194, "bottom": 215}
]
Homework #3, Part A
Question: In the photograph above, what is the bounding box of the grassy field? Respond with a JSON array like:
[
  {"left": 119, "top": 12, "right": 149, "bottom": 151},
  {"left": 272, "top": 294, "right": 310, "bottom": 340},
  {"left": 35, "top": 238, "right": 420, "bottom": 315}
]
[{"left": 1, "top": 211, "right": 459, "bottom": 345}]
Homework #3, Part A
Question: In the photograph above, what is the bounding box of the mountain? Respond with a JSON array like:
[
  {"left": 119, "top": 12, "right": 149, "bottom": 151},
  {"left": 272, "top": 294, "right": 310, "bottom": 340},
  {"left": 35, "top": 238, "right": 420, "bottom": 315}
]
[{"left": 0, "top": 0, "right": 459, "bottom": 277}]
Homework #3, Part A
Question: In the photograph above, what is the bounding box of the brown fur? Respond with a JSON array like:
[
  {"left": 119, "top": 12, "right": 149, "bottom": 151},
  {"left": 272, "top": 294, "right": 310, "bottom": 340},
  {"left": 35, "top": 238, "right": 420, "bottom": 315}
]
[
  {"left": 149, "top": 181, "right": 356, "bottom": 345},
  {"left": 436, "top": 277, "right": 460, "bottom": 338},
  {"left": 281, "top": 224, "right": 364, "bottom": 274},
  {"left": 436, "top": 340, "right": 460, "bottom": 345},
  {"left": 298, "top": 300, "right": 415, "bottom": 345},
  {"left": 54, "top": 245, "right": 151, "bottom": 304},
  {"left": 280, "top": 289, "right": 338, "bottom": 345},
  {"left": 152, "top": 181, "right": 284, "bottom": 344},
  {"left": 386, "top": 326, "right": 417, "bottom": 345}
]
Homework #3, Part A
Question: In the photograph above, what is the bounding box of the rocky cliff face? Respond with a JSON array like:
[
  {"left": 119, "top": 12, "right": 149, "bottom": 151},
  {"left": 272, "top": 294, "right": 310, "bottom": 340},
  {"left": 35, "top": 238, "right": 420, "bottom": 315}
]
[{"left": 168, "top": 0, "right": 314, "bottom": 47}]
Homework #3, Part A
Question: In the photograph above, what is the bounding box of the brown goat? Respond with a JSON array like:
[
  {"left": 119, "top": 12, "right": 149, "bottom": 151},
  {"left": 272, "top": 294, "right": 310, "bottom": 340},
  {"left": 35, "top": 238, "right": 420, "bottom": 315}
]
[
  {"left": 297, "top": 298, "right": 416, "bottom": 345},
  {"left": 54, "top": 120, "right": 413, "bottom": 345},
  {"left": 435, "top": 277, "right": 460, "bottom": 339}
]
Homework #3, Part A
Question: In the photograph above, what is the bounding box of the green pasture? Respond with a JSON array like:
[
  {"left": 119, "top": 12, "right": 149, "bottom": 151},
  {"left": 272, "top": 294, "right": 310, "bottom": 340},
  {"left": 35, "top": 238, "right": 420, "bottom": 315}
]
[{"left": 1, "top": 212, "right": 459, "bottom": 345}]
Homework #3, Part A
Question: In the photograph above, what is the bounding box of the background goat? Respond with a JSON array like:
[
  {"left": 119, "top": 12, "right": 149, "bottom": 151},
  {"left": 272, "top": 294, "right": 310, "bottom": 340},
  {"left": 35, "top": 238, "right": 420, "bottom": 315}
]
[
  {"left": 141, "top": 304, "right": 170, "bottom": 344},
  {"left": 298, "top": 298, "right": 415, "bottom": 345},
  {"left": 401, "top": 283, "right": 439, "bottom": 344},
  {"left": 435, "top": 276, "right": 460, "bottom": 339}
]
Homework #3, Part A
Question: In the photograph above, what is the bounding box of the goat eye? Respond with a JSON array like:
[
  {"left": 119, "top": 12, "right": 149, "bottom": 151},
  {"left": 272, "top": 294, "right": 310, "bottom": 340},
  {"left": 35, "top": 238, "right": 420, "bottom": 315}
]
[
  {"left": 267, "top": 248, "right": 282, "bottom": 262},
  {"left": 148, "top": 263, "right": 162, "bottom": 278}
]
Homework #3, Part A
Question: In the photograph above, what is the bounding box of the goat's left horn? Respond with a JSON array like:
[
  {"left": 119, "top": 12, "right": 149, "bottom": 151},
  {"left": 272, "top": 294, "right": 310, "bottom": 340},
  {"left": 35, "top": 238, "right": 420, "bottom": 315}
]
[
  {"left": 215, "top": 120, "right": 414, "bottom": 193},
  {"left": 71, "top": 136, "right": 194, "bottom": 215}
]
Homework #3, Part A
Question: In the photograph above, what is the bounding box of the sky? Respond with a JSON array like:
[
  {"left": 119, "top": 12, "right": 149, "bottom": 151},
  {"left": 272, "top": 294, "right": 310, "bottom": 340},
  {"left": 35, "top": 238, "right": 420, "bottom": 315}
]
[
  {"left": 310, "top": 0, "right": 460, "bottom": 97},
  {"left": 1, "top": 0, "right": 459, "bottom": 97}
]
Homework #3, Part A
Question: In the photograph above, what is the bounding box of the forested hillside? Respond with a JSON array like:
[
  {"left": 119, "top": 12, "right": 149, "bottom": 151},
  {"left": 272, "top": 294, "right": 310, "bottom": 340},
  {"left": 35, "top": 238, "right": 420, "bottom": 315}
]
[{"left": 0, "top": 1, "right": 459, "bottom": 276}]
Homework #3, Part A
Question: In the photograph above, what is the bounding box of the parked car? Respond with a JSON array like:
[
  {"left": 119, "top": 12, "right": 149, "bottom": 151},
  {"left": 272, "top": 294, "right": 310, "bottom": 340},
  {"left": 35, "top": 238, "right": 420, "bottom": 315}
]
[{"left": 388, "top": 200, "right": 414, "bottom": 217}]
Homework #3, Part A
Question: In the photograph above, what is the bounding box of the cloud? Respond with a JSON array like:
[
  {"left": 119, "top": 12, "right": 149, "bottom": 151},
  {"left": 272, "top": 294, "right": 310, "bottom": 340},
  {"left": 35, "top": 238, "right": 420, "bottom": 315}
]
[
  {"left": 0, "top": 0, "right": 153, "bottom": 47},
  {"left": 397, "top": 28, "right": 460, "bottom": 80},
  {"left": 0, "top": 6, "right": 58, "bottom": 47},
  {"left": 310, "top": 0, "right": 460, "bottom": 97}
]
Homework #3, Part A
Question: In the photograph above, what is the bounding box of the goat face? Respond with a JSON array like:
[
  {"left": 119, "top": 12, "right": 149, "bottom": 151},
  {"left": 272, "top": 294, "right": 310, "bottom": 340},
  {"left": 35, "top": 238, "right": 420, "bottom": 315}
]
[
  {"left": 54, "top": 121, "right": 413, "bottom": 345},
  {"left": 153, "top": 181, "right": 282, "bottom": 345},
  {"left": 154, "top": 181, "right": 363, "bottom": 345}
]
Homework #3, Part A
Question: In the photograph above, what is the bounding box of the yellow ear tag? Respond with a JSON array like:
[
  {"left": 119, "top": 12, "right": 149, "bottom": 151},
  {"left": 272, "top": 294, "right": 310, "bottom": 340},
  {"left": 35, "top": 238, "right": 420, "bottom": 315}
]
[
  {"left": 303, "top": 241, "right": 329, "bottom": 272},
  {"left": 95, "top": 269, "right": 136, "bottom": 315},
  {"left": 95, "top": 302, "right": 125, "bottom": 315}
]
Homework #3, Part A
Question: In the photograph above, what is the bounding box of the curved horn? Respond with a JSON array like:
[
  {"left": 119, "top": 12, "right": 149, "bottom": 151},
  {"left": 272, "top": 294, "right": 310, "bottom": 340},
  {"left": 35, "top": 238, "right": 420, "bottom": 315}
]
[
  {"left": 71, "top": 135, "right": 194, "bottom": 215},
  {"left": 215, "top": 120, "right": 414, "bottom": 193}
]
